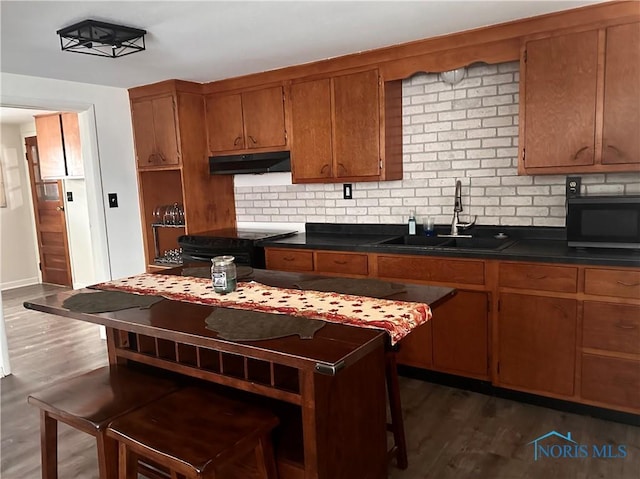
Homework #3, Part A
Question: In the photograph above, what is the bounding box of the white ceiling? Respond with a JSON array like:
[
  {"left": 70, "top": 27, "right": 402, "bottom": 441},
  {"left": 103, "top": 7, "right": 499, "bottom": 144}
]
[
  {"left": 0, "top": 107, "right": 57, "bottom": 125},
  {"left": 0, "top": 1, "right": 604, "bottom": 90}
]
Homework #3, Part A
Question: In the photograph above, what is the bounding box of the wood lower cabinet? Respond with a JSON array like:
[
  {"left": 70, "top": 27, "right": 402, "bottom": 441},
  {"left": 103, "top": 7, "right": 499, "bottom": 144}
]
[
  {"left": 205, "top": 86, "right": 286, "bottom": 154},
  {"left": 581, "top": 355, "right": 640, "bottom": 410},
  {"left": 395, "top": 321, "right": 433, "bottom": 370},
  {"left": 520, "top": 21, "right": 640, "bottom": 174},
  {"left": 265, "top": 247, "right": 640, "bottom": 412},
  {"left": 265, "top": 248, "right": 314, "bottom": 272},
  {"left": 290, "top": 69, "right": 402, "bottom": 183},
  {"left": 497, "top": 293, "right": 578, "bottom": 397},
  {"left": 431, "top": 291, "right": 489, "bottom": 379}
]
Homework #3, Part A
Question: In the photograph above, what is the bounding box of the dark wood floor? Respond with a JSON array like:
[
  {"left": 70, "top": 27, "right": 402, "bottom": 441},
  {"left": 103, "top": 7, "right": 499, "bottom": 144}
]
[{"left": 2, "top": 284, "right": 638, "bottom": 479}]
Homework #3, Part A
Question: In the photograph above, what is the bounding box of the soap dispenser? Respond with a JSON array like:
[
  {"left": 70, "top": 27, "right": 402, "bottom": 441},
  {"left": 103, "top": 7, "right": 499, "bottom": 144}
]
[{"left": 408, "top": 210, "right": 417, "bottom": 235}]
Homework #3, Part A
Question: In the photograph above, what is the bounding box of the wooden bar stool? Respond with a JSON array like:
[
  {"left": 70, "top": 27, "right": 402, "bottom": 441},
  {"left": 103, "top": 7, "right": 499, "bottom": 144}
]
[
  {"left": 106, "top": 387, "right": 280, "bottom": 479},
  {"left": 386, "top": 351, "right": 408, "bottom": 469},
  {"left": 27, "top": 366, "right": 178, "bottom": 479}
]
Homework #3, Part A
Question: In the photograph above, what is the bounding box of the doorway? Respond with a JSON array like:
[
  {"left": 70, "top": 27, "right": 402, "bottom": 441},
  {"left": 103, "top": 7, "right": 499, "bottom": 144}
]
[{"left": 24, "top": 136, "right": 73, "bottom": 286}]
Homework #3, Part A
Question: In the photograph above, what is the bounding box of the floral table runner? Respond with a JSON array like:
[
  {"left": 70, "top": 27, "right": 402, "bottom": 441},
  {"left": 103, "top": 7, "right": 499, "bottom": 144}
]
[{"left": 93, "top": 273, "right": 432, "bottom": 345}]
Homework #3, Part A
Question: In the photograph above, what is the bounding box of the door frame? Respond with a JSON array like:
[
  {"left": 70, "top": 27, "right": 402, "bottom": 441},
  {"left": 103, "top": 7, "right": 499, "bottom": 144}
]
[{"left": 2, "top": 100, "right": 111, "bottom": 284}]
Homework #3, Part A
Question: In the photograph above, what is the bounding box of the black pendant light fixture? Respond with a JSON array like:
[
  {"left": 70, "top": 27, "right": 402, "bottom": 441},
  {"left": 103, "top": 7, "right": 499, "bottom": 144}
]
[{"left": 57, "top": 19, "right": 147, "bottom": 58}]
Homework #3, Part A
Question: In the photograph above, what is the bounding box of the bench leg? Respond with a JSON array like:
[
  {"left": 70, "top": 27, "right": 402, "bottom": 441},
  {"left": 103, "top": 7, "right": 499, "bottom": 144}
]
[
  {"left": 254, "top": 435, "right": 278, "bottom": 479},
  {"left": 385, "top": 351, "right": 408, "bottom": 469},
  {"left": 40, "top": 411, "right": 58, "bottom": 479}
]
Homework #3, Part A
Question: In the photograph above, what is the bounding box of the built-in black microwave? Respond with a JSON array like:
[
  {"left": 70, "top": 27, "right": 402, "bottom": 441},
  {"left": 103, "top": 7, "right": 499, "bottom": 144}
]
[{"left": 567, "top": 195, "right": 640, "bottom": 250}]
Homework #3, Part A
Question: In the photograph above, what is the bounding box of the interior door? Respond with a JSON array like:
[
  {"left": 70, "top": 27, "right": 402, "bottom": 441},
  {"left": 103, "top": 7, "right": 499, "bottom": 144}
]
[{"left": 25, "top": 136, "right": 73, "bottom": 286}]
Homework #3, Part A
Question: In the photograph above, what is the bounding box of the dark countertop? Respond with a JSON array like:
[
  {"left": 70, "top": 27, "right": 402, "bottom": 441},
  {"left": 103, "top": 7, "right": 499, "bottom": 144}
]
[{"left": 257, "top": 223, "right": 640, "bottom": 268}]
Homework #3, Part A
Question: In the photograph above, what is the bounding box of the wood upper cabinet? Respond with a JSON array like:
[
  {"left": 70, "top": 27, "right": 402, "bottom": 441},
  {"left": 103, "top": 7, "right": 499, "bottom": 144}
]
[
  {"left": 602, "top": 22, "right": 640, "bottom": 165},
  {"left": 520, "top": 21, "right": 640, "bottom": 174},
  {"left": 205, "top": 86, "right": 286, "bottom": 154},
  {"left": 521, "top": 30, "right": 599, "bottom": 171},
  {"left": 497, "top": 293, "right": 577, "bottom": 397},
  {"left": 131, "top": 95, "right": 180, "bottom": 168},
  {"left": 35, "top": 113, "right": 83, "bottom": 179},
  {"left": 290, "top": 69, "right": 402, "bottom": 183}
]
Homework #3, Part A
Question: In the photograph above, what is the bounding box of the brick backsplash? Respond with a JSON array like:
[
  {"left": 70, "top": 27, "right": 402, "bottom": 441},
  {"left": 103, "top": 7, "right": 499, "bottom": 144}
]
[{"left": 234, "top": 61, "right": 639, "bottom": 228}]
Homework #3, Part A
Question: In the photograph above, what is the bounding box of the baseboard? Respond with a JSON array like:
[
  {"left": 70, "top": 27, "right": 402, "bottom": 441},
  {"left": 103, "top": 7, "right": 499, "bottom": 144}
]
[{"left": 0, "top": 277, "right": 39, "bottom": 291}]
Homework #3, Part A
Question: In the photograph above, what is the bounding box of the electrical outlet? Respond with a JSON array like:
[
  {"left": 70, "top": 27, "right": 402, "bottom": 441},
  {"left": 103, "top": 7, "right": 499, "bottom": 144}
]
[
  {"left": 343, "top": 183, "right": 353, "bottom": 199},
  {"left": 566, "top": 177, "right": 581, "bottom": 199},
  {"left": 108, "top": 193, "right": 118, "bottom": 208}
]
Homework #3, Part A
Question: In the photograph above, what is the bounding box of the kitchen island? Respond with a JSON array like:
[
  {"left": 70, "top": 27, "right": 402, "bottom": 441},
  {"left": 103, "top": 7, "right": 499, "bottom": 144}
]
[{"left": 24, "top": 268, "right": 455, "bottom": 479}]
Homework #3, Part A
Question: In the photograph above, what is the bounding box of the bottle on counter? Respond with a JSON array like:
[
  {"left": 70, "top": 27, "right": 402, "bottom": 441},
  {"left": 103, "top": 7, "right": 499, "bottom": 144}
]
[
  {"left": 408, "top": 210, "right": 417, "bottom": 235},
  {"left": 211, "top": 255, "right": 237, "bottom": 294}
]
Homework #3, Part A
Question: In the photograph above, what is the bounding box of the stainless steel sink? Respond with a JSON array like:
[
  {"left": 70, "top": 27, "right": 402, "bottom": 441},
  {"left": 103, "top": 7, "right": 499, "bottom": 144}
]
[{"left": 378, "top": 235, "right": 516, "bottom": 251}]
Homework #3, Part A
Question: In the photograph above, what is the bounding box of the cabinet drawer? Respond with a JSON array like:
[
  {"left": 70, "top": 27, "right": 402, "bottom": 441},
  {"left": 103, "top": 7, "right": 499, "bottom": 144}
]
[
  {"left": 376, "top": 255, "right": 484, "bottom": 285},
  {"left": 499, "top": 263, "right": 577, "bottom": 293},
  {"left": 583, "top": 301, "right": 640, "bottom": 354},
  {"left": 584, "top": 268, "right": 640, "bottom": 299},
  {"left": 315, "top": 252, "right": 368, "bottom": 276},
  {"left": 581, "top": 354, "right": 640, "bottom": 410},
  {"left": 265, "top": 249, "right": 314, "bottom": 272}
]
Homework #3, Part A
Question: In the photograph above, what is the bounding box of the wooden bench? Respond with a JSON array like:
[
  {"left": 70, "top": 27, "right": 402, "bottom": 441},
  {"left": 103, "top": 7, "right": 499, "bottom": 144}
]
[
  {"left": 27, "top": 365, "right": 178, "bottom": 479},
  {"left": 106, "top": 387, "right": 280, "bottom": 479}
]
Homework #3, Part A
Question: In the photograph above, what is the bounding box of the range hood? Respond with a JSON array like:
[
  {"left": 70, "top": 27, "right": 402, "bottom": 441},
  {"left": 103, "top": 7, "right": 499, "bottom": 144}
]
[{"left": 209, "top": 151, "right": 291, "bottom": 175}]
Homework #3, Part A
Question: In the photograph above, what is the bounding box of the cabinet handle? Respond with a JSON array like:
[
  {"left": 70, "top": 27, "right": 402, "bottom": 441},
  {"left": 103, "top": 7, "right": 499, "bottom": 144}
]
[
  {"left": 320, "top": 164, "right": 329, "bottom": 174},
  {"left": 527, "top": 274, "right": 547, "bottom": 280},
  {"left": 283, "top": 256, "right": 295, "bottom": 261},
  {"left": 337, "top": 162, "right": 347, "bottom": 174},
  {"left": 333, "top": 260, "right": 348, "bottom": 265},
  {"left": 248, "top": 135, "right": 258, "bottom": 144},
  {"left": 615, "top": 322, "right": 637, "bottom": 330},
  {"left": 158, "top": 153, "right": 166, "bottom": 162},
  {"left": 605, "top": 144, "right": 624, "bottom": 160},
  {"left": 572, "top": 146, "right": 589, "bottom": 161},
  {"left": 148, "top": 154, "right": 155, "bottom": 163},
  {"left": 616, "top": 280, "right": 640, "bottom": 287},
  {"left": 234, "top": 136, "right": 243, "bottom": 146}
]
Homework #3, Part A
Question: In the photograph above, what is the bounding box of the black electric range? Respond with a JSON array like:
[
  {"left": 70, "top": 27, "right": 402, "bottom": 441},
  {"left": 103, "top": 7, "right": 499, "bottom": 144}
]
[{"left": 178, "top": 229, "right": 298, "bottom": 268}]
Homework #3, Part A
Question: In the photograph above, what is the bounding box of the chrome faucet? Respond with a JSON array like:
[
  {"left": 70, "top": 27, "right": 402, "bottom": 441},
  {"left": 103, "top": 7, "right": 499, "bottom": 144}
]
[{"left": 450, "top": 180, "right": 476, "bottom": 236}]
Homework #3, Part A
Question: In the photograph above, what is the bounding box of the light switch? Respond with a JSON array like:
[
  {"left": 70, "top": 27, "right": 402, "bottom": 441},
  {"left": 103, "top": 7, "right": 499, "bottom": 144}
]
[
  {"left": 108, "top": 193, "right": 118, "bottom": 208},
  {"left": 343, "top": 184, "right": 353, "bottom": 200}
]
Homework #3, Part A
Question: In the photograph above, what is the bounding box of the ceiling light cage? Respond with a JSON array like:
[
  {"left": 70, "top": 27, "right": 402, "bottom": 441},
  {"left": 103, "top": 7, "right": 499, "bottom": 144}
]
[{"left": 57, "top": 19, "right": 147, "bottom": 58}]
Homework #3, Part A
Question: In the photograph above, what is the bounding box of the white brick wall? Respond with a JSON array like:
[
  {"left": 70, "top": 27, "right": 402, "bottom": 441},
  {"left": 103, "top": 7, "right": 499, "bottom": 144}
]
[{"left": 235, "top": 62, "right": 639, "bottom": 228}]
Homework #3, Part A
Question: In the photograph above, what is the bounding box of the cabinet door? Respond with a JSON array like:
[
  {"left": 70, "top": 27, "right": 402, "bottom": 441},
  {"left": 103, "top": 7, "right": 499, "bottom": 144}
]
[
  {"left": 206, "top": 93, "right": 244, "bottom": 152},
  {"left": 498, "top": 293, "right": 577, "bottom": 397},
  {"left": 333, "top": 70, "right": 381, "bottom": 178},
  {"left": 523, "top": 30, "right": 598, "bottom": 169},
  {"left": 131, "top": 99, "right": 158, "bottom": 167},
  {"left": 152, "top": 96, "right": 180, "bottom": 166},
  {"left": 35, "top": 115, "right": 65, "bottom": 179},
  {"left": 290, "top": 79, "right": 333, "bottom": 181},
  {"left": 60, "top": 113, "right": 83, "bottom": 177},
  {"left": 396, "top": 321, "right": 433, "bottom": 369},
  {"left": 432, "top": 291, "right": 488, "bottom": 379},
  {"left": 602, "top": 22, "right": 640, "bottom": 165},
  {"left": 242, "top": 86, "right": 286, "bottom": 149}
]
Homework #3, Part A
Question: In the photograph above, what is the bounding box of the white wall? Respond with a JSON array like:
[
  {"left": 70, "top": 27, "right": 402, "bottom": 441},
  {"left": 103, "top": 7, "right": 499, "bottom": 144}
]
[
  {"left": 0, "top": 123, "right": 40, "bottom": 289},
  {"left": 1, "top": 72, "right": 145, "bottom": 281},
  {"left": 234, "top": 62, "right": 640, "bottom": 227},
  {"left": 64, "top": 178, "right": 95, "bottom": 288}
]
